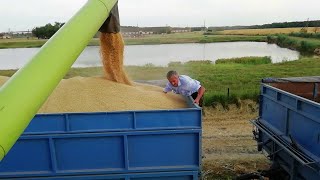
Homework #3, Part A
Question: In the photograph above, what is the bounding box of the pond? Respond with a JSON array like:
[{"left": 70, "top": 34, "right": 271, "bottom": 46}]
[{"left": 0, "top": 42, "right": 300, "bottom": 69}]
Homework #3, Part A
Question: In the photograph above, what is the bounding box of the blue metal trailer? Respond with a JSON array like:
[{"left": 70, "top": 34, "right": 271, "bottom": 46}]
[
  {"left": 0, "top": 97, "right": 202, "bottom": 179},
  {"left": 252, "top": 77, "right": 320, "bottom": 180}
]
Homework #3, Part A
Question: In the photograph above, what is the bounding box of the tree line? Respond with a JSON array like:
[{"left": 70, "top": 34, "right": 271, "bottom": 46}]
[
  {"left": 32, "top": 22, "right": 64, "bottom": 39},
  {"left": 209, "top": 20, "right": 320, "bottom": 31}
]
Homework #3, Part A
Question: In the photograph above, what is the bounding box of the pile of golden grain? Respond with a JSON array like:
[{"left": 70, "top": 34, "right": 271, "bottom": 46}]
[{"left": 0, "top": 76, "right": 186, "bottom": 113}]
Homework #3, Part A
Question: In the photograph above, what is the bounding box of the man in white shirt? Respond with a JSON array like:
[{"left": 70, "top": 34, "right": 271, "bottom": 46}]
[{"left": 163, "top": 70, "right": 205, "bottom": 107}]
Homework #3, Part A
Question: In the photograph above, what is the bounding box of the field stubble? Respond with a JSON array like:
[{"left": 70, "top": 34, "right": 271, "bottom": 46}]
[{"left": 202, "top": 100, "right": 270, "bottom": 178}]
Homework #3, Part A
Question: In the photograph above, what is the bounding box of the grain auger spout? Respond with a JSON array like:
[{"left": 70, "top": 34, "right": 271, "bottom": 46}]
[
  {"left": 0, "top": 0, "right": 119, "bottom": 161},
  {"left": 99, "top": 1, "right": 120, "bottom": 33}
]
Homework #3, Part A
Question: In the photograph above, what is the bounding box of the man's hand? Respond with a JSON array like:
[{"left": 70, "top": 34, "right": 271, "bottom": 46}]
[
  {"left": 194, "top": 86, "right": 205, "bottom": 106},
  {"left": 194, "top": 98, "right": 200, "bottom": 105}
]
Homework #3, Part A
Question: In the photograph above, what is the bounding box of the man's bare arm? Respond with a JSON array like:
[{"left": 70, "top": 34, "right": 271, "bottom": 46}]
[{"left": 194, "top": 86, "right": 205, "bottom": 104}]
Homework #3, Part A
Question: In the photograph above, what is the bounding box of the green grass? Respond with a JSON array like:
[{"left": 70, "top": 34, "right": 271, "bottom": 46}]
[
  {"left": 289, "top": 32, "right": 320, "bottom": 39},
  {"left": 0, "top": 33, "right": 267, "bottom": 48},
  {"left": 0, "top": 69, "right": 17, "bottom": 77},
  {"left": 216, "top": 56, "right": 272, "bottom": 65},
  {"left": 199, "top": 35, "right": 266, "bottom": 43},
  {"left": 267, "top": 35, "right": 320, "bottom": 54},
  {"left": 0, "top": 38, "right": 46, "bottom": 49},
  {"left": 187, "top": 57, "right": 320, "bottom": 106},
  {"left": 2, "top": 56, "right": 320, "bottom": 106}
]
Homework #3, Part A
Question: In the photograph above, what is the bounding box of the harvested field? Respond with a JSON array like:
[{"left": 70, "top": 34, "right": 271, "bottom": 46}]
[
  {"left": 221, "top": 27, "right": 320, "bottom": 35},
  {"left": 202, "top": 101, "right": 269, "bottom": 178}
]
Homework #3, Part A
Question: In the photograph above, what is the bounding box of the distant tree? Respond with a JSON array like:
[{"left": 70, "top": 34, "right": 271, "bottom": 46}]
[{"left": 32, "top": 22, "right": 64, "bottom": 39}]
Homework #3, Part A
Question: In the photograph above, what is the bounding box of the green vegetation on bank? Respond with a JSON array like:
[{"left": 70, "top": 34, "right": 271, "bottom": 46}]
[
  {"left": 199, "top": 35, "right": 266, "bottom": 43},
  {"left": 0, "top": 38, "right": 47, "bottom": 49},
  {"left": 0, "top": 33, "right": 266, "bottom": 49},
  {"left": 289, "top": 32, "right": 320, "bottom": 39},
  {"left": 2, "top": 56, "right": 319, "bottom": 107},
  {"left": 215, "top": 56, "right": 271, "bottom": 65},
  {"left": 267, "top": 34, "right": 320, "bottom": 54}
]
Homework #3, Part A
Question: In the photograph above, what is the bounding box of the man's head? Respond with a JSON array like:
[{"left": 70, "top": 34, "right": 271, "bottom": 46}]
[{"left": 167, "top": 70, "right": 179, "bottom": 87}]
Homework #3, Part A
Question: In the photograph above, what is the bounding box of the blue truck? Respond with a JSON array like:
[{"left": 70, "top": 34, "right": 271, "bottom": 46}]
[
  {"left": 251, "top": 77, "right": 320, "bottom": 180},
  {"left": 0, "top": 97, "right": 202, "bottom": 180},
  {"left": 0, "top": 1, "right": 203, "bottom": 179}
]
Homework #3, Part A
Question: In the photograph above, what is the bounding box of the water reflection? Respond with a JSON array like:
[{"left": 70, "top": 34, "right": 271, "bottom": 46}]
[{"left": 0, "top": 42, "right": 300, "bottom": 69}]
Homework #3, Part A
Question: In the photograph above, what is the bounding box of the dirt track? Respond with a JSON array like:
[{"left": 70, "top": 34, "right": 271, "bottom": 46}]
[{"left": 202, "top": 101, "right": 269, "bottom": 179}]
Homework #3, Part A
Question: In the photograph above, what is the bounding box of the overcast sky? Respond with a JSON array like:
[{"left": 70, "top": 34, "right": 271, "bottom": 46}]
[{"left": 1, "top": 0, "right": 319, "bottom": 32}]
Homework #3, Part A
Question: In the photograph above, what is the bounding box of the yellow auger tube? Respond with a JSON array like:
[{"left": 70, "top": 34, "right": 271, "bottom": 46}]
[{"left": 0, "top": 0, "right": 117, "bottom": 161}]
